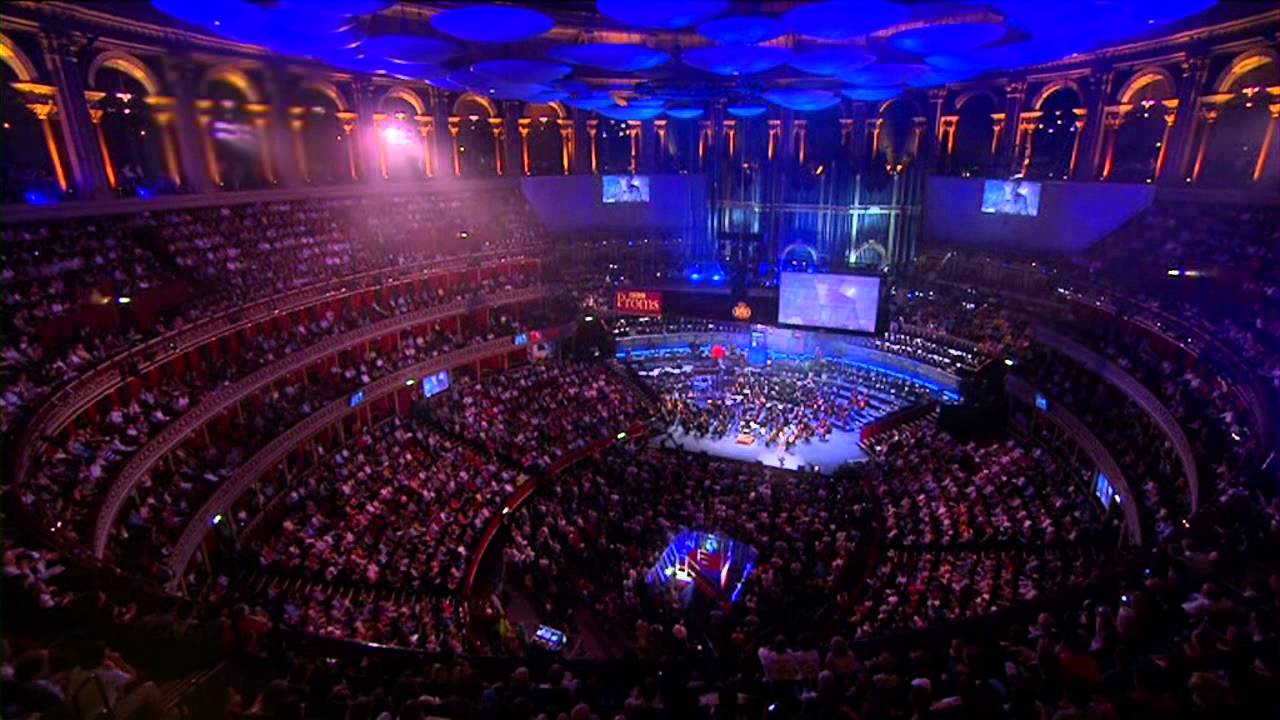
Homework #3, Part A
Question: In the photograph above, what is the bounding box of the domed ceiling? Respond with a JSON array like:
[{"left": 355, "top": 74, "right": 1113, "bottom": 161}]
[{"left": 151, "top": 0, "right": 1219, "bottom": 118}]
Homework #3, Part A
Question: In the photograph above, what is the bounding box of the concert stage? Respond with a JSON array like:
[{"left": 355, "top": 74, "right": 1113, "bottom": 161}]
[{"left": 655, "top": 425, "right": 869, "bottom": 474}]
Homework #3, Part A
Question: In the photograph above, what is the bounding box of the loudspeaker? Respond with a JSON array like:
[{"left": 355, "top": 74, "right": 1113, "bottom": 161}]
[{"left": 938, "top": 361, "right": 1008, "bottom": 441}]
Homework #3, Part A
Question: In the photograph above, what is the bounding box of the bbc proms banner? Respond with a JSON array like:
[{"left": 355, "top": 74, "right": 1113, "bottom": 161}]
[{"left": 615, "top": 289, "right": 663, "bottom": 316}]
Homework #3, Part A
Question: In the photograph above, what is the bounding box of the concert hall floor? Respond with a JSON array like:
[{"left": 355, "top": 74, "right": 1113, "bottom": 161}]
[{"left": 654, "top": 426, "right": 869, "bottom": 474}]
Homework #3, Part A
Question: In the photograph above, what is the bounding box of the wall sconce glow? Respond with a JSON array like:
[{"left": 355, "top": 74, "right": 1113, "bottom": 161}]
[{"left": 116, "top": 296, "right": 132, "bottom": 305}]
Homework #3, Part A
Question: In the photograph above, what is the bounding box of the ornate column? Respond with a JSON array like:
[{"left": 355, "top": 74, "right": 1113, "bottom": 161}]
[
  {"left": 700, "top": 119, "right": 716, "bottom": 168},
  {"left": 1161, "top": 56, "right": 1210, "bottom": 183},
  {"left": 1252, "top": 91, "right": 1280, "bottom": 183},
  {"left": 145, "top": 96, "right": 183, "bottom": 187},
  {"left": 161, "top": 59, "right": 214, "bottom": 192},
  {"left": 990, "top": 112, "right": 1006, "bottom": 159},
  {"left": 1076, "top": 70, "right": 1114, "bottom": 180},
  {"left": 447, "top": 116, "right": 462, "bottom": 176},
  {"left": 1001, "top": 80, "right": 1027, "bottom": 173},
  {"left": 193, "top": 99, "right": 221, "bottom": 186},
  {"left": 22, "top": 94, "right": 69, "bottom": 192},
  {"left": 937, "top": 115, "right": 959, "bottom": 172},
  {"left": 586, "top": 117, "right": 599, "bottom": 174},
  {"left": 927, "top": 88, "right": 947, "bottom": 149},
  {"left": 336, "top": 112, "right": 359, "bottom": 180},
  {"left": 869, "top": 117, "right": 885, "bottom": 162},
  {"left": 371, "top": 111, "right": 389, "bottom": 179},
  {"left": 502, "top": 105, "right": 522, "bottom": 176},
  {"left": 352, "top": 80, "right": 382, "bottom": 185},
  {"left": 653, "top": 118, "right": 668, "bottom": 170},
  {"left": 288, "top": 107, "right": 309, "bottom": 183},
  {"left": 722, "top": 118, "right": 737, "bottom": 159},
  {"left": 488, "top": 116, "right": 506, "bottom": 175},
  {"left": 1098, "top": 106, "right": 1128, "bottom": 181},
  {"left": 85, "top": 95, "right": 117, "bottom": 190},
  {"left": 39, "top": 33, "right": 109, "bottom": 197},
  {"left": 793, "top": 118, "right": 808, "bottom": 165},
  {"left": 627, "top": 119, "right": 641, "bottom": 173},
  {"left": 1068, "top": 108, "right": 1088, "bottom": 177},
  {"left": 909, "top": 116, "right": 927, "bottom": 162},
  {"left": 768, "top": 118, "right": 782, "bottom": 161},
  {"left": 1152, "top": 101, "right": 1178, "bottom": 180},
  {"left": 244, "top": 103, "right": 277, "bottom": 184},
  {"left": 415, "top": 115, "right": 435, "bottom": 177},
  {"left": 1015, "top": 111, "right": 1041, "bottom": 175},
  {"left": 517, "top": 117, "right": 532, "bottom": 175},
  {"left": 261, "top": 67, "right": 301, "bottom": 187},
  {"left": 1191, "top": 97, "right": 1229, "bottom": 183},
  {"left": 557, "top": 117, "right": 574, "bottom": 175}
]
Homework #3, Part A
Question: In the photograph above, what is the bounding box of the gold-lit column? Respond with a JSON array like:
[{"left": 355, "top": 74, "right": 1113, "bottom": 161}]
[
  {"left": 1099, "top": 109, "right": 1125, "bottom": 180},
  {"left": 194, "top": 99, "right": 221, "bottom": 186},
  {"left": 653, "top": 118, "right": 668, "bottom": 169},
  {"left": 865, "top": 118, "right": 883, "bottom": 160},
  {"left": 768, "top": 119, "right": 782, "bottom": 161},
  {"left": 627, "top": 119, "right": 641, "bottom": 173},
  {"left": 145, "top": 96, "right": 182, "bottom": 187},
  {"left": 1153, "top": 101, "right": 1178, "bottom": 180},
  {"left": 488, "top": 117, "right": 505, "bottom": 176},
  {"left": 244, "top": 103, "right": 276, "bottom": 184},
  {"left": 1190, "top": 105, "right": 1220, "bottom": 183},
  {"left": 288, "top": 107, "right": 309, "bottom": 183},
  {"left": 415, "top": 115, "right": 435, "bottom": 177},
  {"left": 698, "top": 119, "right": 713, "bottom": 167},
  {"left": 26, "top": 100, "right": 69, "bottom": 192},
  {"left": 722, "top": 118, "right": 736, "bottom": 158},
  {"left": 557, "top": 117, "right": 573, "bottom": 175},
  {"left": 839, "top": 118, "right": 854, "bottom": 149},
  {"left": 372, "top": 112, "right": 389, "bottom": 179},
  {"left": 586, "top": 118, "right": 599, "bottom": 174},
  {"left": 1016, "top": 111, "right": 1041, "bottom": 175},
  {"left": 1253, "top": 101, "right": 1280, "bottom": 183},
  {"left": 448, "top": 116, "right": 462, "bottom": 176},
  {"left": 517, "top": 118, "right": 532, "bottom": 175},
  {"left": 990, "top": 113, "right": 1006, "bottom": 156},
  {"left": 86, "top": 105, "right": 118, "bottom": 190},
  {"left": 909, "top": 117, "right": 926, "bottom": 160},
  {"left": 794, "top": 118, "right": 809, "bottom": 164},
  {"left": 1068, "top": 109, "right": 1087, "bottom": 178},
  {"left": 336, "top": 112, "right": 359, "bottom": 180}
]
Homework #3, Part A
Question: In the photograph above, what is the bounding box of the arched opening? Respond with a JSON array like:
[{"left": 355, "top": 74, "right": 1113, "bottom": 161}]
[
  {"left": 874, "top": 98, "right": 921, "bottom": 168},
  {"left": 378, "top": 97, "right": 422, "bottom": 181},
  {"left": 455, "top": 95, "right": 497, "bottom": 177},
  {"left": 206, "top": 77, "right": 266, "bottom": 190},
  {"left": 93, "top": 65, "right": 171, "bottom": 195},
  {"left": 1025, "top": 86, "right": 1084, "bottom": 180},
  {"left": 1200, "top": 57, "right": 1279, "bottom": 187},
  {"left": 295, "top": 87, "right": 348, "bottom": 185},
  {"left": 952, "top": 93, "right": 996, "bottom": 177},
  {"left": 523, "top": 102, "right": 565, "bottom": 175},
  {"left": 597, "top": 117, "right": 632, "bottom": 174},
  {"left": 0, "top": 63, "right": 62, "bottom": 202},
  {"left": 1111, "top": 72, "right": 1177, "bottom": 183}
]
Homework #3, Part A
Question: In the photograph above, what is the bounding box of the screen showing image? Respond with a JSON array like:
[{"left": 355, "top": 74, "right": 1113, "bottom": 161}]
[
  {"left": 778, "top": 272, "right": 881, "bottom": 334},
  {"left": 602, "top": 175, "right": 650, "bottom": 203},
  {"left": 421, "top": 369, "right": 450, "bottom": 399},
  {"left": 534, "top": 625, "right": 567, "bottom": 650},
  {"left": 980, "top": 179, "right": 1041, "bottom": 216}
]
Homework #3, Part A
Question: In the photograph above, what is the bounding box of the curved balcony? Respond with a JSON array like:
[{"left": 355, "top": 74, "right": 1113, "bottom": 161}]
[
  {"left": 1032, "top": 325, "right": 1201, "bottom": 511},
  {"left": 1007, "top": 375, "right": 1142, "bottom": 545},
  {"left": 164, "top": 330, "right": 566, "bottom": 585},
  {"left": 92, "top": 286, "right": 549, "bottom": 556},
  {"left": 12, "top": 249, "right": 539, "bottom": 499}
]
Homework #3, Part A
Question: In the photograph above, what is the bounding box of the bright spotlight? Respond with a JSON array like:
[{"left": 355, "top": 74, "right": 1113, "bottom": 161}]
[{"left": 382, "top": 125, "right": 412, "bottom": 146}]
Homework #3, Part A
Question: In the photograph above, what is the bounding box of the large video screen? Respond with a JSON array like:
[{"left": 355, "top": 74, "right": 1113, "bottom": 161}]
[
  {"left": 980, "top": 179, "right": 1041, "bottom": 216},
  {"left": 602, "top": 175, "right": 649, "bottom": 203},
  {"left": 778, "top": 272, "right": 881, "bottom": 334}
]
